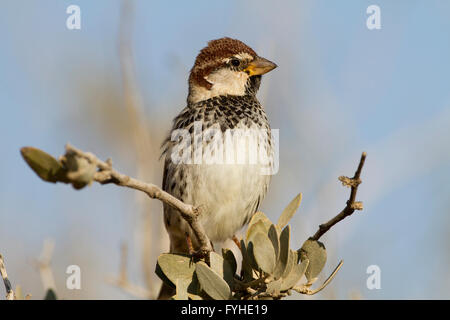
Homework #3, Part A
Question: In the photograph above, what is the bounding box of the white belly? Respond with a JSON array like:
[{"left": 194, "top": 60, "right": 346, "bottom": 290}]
[{"left": 186, "top": 163, "right": 269, "bottom": 241}]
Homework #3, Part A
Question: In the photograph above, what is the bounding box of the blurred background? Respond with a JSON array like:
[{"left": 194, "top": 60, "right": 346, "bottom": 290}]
[{"left": 1, "top": 0, "right": 449, "bottom": 299}]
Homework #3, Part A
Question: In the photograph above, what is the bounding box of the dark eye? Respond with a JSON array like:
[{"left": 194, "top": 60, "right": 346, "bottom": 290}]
[{"left": 230, "top": 58, "right": 240, "bottom": 67}]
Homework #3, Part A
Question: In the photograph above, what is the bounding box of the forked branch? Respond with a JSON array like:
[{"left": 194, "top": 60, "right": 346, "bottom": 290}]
[{"left": 311, "top": 152, "right": 367, "bottom": 241}]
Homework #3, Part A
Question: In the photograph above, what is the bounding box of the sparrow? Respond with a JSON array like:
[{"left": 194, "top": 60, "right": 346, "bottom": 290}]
[{"left": 158, "top": 37, "right": 277, "bottom": 298}]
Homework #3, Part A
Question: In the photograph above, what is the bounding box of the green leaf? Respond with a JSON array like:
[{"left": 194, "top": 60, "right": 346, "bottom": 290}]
[
  {"left": 21, "top": 147, "right": 64, "bottom": 183},
  {"left": 245, "top": 221, "right": 266, "bottom": 272},
  {"left": 246, "top": 220, "right": 269, "bottom": 244},
  {"left": 277, "top": 193, "right": 302, "bottom": 229},
  {"left": 156, "top": 253, "right": 196, "bottom": 287},
  {"left": 282, "top": 249, "right": 296, "bottom": 279},
  {"left": 175, "top": 279, "right": 189, "bottom": 300},
  {"left": 273, "top": 225, "right": 291, "bottom": 279},
  {"left": 247, "top": 212, "right": 272, "bottom": 236},
  {"left": 195, "top": 262, "right": 231, "bottom": 300},
  {"left": 210, "top": 252, "right": 235, "bottom": 288},
  {"left": 222, "top": 248, "right": 237, "bottom": 276},
  {"left": 251, "top": 232, "right": 276, "bottom": 274},
  {"left": 209, "top": 252, "right": 223, "bottom": 275},
  {"left": 187, "top": 273, "right": 202, "bottom": 296},
  {"left": 240, "top": 240, "right": 255, "bottom": 281},
  {"left": 246, "top": 241, "right": 259, "bottom": 271},
  {"left": 299, "top": 239, "right": 327, "bottom": 281},
  {"left": 268, "top": 224, "right": 280, "bottom": 262},
  {"left": 280, "top": 258, "right": 309, "bottom": 291}
]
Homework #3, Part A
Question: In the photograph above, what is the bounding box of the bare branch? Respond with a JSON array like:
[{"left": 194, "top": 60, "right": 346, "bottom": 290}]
[
  {"left": 0, "top": 254, "right": 14, "bottom": 300},
  {"left": 310, "top": 152, "right": 367, "bottom": 241},
  {"left": 292, "top": 260, "right": 344, "bottom": 295},
  {"left": 64, "top": 143, "right": 213, "bottom": 254}
]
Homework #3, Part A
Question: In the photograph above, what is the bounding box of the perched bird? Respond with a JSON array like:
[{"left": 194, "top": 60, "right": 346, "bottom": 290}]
[{"left": 158, "top": 37, "right": 277, "bottom": 298}]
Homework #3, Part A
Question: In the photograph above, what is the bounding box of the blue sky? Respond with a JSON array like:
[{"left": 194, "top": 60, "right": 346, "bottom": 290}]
[{"left": 1, "top": 0, "right": 449, "bottom": 299}]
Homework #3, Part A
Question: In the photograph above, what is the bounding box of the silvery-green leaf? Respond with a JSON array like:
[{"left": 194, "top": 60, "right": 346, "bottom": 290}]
[
  {"left": 282, "top": 249, "right": 296, "bottom": 279},
  {"left": 273, "top": 225, "right": 291, "bottom": 279},
  {"left": 210, "top": 251, "right": 235, "bottom": 288},
  {"left": 277, "top": 193, "right": 302, "bottom": 229},
  {"left": 299, "top": 239, "right": 327, "bottom": 281},
  {"left": 195, "top": 262, "right": 231, "bottom": 300},
  {"left": 280, "top": 259, "right": 309, "bottom": 291},
  {"left": 222, "top": 248, "right": 237, "bottom": 276},
  {"left": 268, "top": 224, "right": 280, "bottom": 262},
  {"left": 266, "top": 278, "right": 282, "bottom": 296},
  {"left": 246, "top": 241, "right": 260, "bottom": 271},
  {"left": 246, "top": 220, "right": 269, "bottom": 244},
  {"left": 21, "top": 147, "right": 64, "bottom": 183},
  {"left": 251, "top": 232, "right": 276, "bottom": 274},
  {"left": 240, "top": 240, "right": 255, "bottom": 281},
  {"left": 156, "top": 253, "right": 195, "bottom": 287},
  {"left": 209, "top": 252, "right": 224, "bottom": 276},
  {"left": 247, "top": 212, "right": 272, "bottom": 235},
  {"left": 175, "top": 279, "right": 189, "bottom": 300}
]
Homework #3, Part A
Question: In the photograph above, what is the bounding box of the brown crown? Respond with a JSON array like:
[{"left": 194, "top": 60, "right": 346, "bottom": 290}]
[{"left": 189, "top": 37, "right": 257, "bottom": 90}]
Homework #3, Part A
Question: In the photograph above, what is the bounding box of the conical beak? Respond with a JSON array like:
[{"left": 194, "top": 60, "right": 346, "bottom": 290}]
[{"left": 244, "top": 57, "right": 277, "bottom": 76}]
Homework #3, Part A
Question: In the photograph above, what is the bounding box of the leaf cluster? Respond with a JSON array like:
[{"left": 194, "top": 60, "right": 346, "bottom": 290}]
[{"left": 156, "top": 194, "right": 338, "bottom": 300}]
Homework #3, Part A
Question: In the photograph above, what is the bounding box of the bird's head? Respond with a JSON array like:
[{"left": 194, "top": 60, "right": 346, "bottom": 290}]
[{"left": 188, "top": 37, "right": 277, "bottom": 104}]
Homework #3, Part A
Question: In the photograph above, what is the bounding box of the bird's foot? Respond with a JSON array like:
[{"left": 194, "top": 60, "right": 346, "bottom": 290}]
[
  {"left": 191, "top": 248, "right": 211, "bottom": 264},
  {"left": 186, "top": 234, "right": 211, "bottom": 264}
]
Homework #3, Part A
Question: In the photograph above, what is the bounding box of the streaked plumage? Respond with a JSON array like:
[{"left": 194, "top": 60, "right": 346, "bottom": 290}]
[{"left": 161, "top": 36, "right": 276, "bottom": 258}]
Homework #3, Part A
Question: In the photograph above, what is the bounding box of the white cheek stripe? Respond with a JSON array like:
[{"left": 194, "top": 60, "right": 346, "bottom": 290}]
[{"left": 189, "top": 69, "right": 249, "bottom": 104}]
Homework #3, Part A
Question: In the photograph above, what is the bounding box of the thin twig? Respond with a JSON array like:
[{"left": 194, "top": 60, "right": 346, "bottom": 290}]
[
  {"left": 65, "top": 143, "right": 213, "bottom": 254},
  {"left": 311, "top": 152, "right": 367, "bottom": 241},
  {"left": 308, "top": 260, "right": 344, "bottom": 295},
  {"left": 0, "top": 254, "right": 14, "bottom": 300},
  {"left": 292, "top": 260, "right": 344, "bottom": 295}
]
